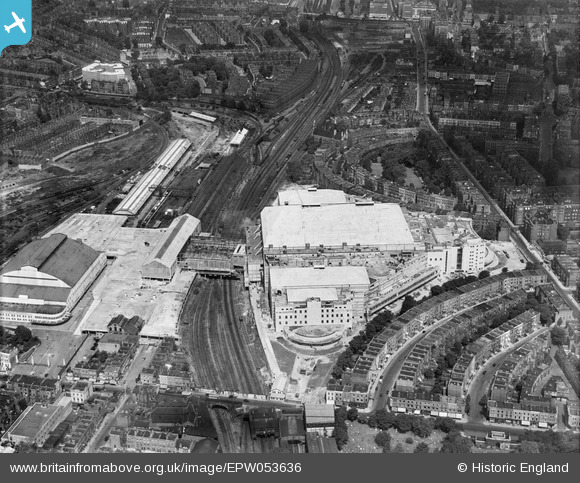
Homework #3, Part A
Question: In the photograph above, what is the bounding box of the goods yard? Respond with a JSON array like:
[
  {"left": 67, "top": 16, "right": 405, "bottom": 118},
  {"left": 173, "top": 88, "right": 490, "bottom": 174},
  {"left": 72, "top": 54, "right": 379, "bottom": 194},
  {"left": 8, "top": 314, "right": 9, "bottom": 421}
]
[{"left": 0, "top": 121, "right": 169, "bottom": 264}]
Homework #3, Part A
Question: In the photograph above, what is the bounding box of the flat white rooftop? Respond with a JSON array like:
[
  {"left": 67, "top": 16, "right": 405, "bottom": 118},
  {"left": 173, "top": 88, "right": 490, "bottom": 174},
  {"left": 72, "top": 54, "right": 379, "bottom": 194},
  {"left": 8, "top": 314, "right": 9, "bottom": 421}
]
[
  {"left": 286, "top": 287, "right": 339, "bottom": 302},
  {"left": 230, "top": 128, "right": 248, "bottom": 146},
  {"left": 261, "top": 202, "right": 415, "bottom": 250},
  {"left": 275, "top": 188, "right": 347, "bottom": 207},
  {"left": 189, "top": 110, "right": 216, "bottom": 122},
  {"left": 114, "top": 139, "right": 191, "bottom": 216},
  {"left": 43, "top": 214, "right": 127, "bottom": 253},
  {"left": 270, "top": 266, "right": 370, "bottom": 290},
  {"left": 82, "top": 62, "right": 126, "bottom": 77}
]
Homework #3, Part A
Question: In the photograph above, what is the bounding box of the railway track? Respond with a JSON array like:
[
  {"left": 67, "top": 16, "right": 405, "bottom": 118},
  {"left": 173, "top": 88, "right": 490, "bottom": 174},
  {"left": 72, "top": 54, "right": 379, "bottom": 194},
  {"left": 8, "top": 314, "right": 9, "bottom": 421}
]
[
  {"left": 183, "top": 278, "right": 267, "bottom": 394},
  {"left": 0, "top": 120, "right": 170, "bottom": 263},
  {"left": 216, "top": 32, "right": 344, "bottom": 238},
  {"left": 210, "top": 407, "right": 241, "bottom": 453},
  {"left": 222, "top": 279, "right": 265, "bottom": 394}
]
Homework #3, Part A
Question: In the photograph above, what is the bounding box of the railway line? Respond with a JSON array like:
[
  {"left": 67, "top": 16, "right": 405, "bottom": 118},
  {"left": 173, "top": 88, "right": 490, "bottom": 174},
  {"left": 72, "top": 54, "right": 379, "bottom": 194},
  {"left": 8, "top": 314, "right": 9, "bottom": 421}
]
[
  {"left": 182, "top": 278, "right": 267, "bottom": 395},
  {"left": 0, "top": 120, "right": 170, "bottom": 264},
  {"left": 217, "top": 32, "right": 345, "bottom": 238},
  {"left": 210, "top": 407, "right": 242, "bottom": 453},
  {"left": 212, "top": 408, "right": 279, "bottom": 453}
]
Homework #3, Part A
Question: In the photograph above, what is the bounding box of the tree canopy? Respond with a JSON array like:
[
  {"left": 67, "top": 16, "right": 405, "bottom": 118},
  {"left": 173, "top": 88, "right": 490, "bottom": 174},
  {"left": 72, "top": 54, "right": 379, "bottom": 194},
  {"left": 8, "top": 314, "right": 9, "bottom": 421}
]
[
  {"left": 1, "top": 325, "right": 40, "bottom": 353},
  {"left": 550, "top": 327, "right": 568, "bottom": 347},
  {"left": 440, "top": 430, "right": 473, "bottom": 453},
  {"left": 414, "top": 442, "right": 430, "bottom": 453}
]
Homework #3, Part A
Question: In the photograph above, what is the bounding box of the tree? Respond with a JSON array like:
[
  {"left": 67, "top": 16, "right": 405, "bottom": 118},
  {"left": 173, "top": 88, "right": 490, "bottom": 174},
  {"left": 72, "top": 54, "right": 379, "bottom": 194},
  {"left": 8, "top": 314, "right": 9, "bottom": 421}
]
[
  {"left": 394, "top": 414, "right": 412, "bottom": 433},
  {"left": 355, "top": 412, "right": 368, "bottom": 425},
  {"left": 122, "top": 0, "right": 130, "bottom": 7},
  {"left": 14, "top": 325, "right": 32, "bottom": 344},
  {"left": 465, "top": 395, "right": 471, "bottom": 415},
  {"left": 287, "top": 159, "right": 302, "bottom": 182},
  {"left": 411, "top": 418, "right": 433, "bottom": 438},
  {"left": 414, "top": 442, "right": 430, "bottom": 453},
  {"left": 374, "top": 409, "right": 396, "bottom": 430},
  {"left": 375, "top": 430, "right": 391, "bottom": 450},
  {"left": 334, "top": 406, "right": 349, "bottom": 450},
  {"left": 347, "top": 407, "right": 359, "bottom": 422},
  {"left": 364, "top": 179, "right": 375, "bottom": 191},
  {"left": 131, "top": 49, "right": 140, "bottom": 60},
  {"left": 400, "top": 295, "right": 416, "bottom": 315},
  {"left": 519, "top": 441, "right": 541, "bottom": 453},
  {"left": 392, "top": 442, "right": 405, "bottom": 453},
  {"left": 478, "top": 270, "right": 490, "bottom": 279},
  {"left": 263, "top": 29, "right": 276, "bottom": 47},
  {"left": 333, "top": 426, "right": 348, "bottom": 450},
  {"left": 434, "top": 417, "right": 459, "bottom": 434},
  {"left": 557, "top": 224, "right": 570, "bottom": 241},
  {"left": 299, "top": 20, "right": 309, "bottom": 33},
  {"left": 444, "top": 352, "right": 457, "bottom": 368},
  {"left": 550, "top": 327, "right": 568, "bottom": 347},
  {"left": 335, "top": 406, "right": 348, "bottom": 425},
  {"left": 539, "top": 305, "right": 554, "bottom": 326},
  {"left": 440, "top": 430, "right": 473, "bottom": 453},
  {"left": 331, "top": 364, "right": 344, "bottom": 380}
]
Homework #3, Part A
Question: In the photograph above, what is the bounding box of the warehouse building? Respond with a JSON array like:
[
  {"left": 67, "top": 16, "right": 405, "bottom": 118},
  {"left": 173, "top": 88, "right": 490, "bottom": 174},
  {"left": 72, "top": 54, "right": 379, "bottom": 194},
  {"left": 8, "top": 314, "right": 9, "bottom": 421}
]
[
  {"left": 269, "top": 266, "right": 370, "bottom": 331},
  {"left": 142, "top": 214, "right": 201, "bottom": 281},
  {"left": 114, "top": 139, "right": 191, "bottom": 216},
  {"left": 0, "top": 234, "right": 106, "bottom": 325}
]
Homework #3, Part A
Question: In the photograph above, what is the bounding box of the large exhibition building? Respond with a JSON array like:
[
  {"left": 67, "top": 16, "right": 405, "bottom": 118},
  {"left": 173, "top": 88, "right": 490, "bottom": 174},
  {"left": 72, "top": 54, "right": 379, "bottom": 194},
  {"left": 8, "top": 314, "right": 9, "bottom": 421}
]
[
  {"left": 260, "top": 188, "right": 488, "bottom": 333},
  {"left": 41, "top": 213, "right": 201, "bottom": 340},
  {"left": 0, "top": 234, "right": 107, "bottom": 325},
  {"left": 261, "top": 201, "right": 416, "bottom": 256},
  {"left": 270, "top": 266, "right": 370, "bottom": 332}
]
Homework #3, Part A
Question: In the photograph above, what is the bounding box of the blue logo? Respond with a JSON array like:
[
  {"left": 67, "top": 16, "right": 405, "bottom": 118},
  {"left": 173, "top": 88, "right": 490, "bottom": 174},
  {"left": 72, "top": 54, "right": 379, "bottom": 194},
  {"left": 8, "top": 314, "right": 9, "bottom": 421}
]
[{"left": 1, "top": 0, "right": 31, "bottom": 56}]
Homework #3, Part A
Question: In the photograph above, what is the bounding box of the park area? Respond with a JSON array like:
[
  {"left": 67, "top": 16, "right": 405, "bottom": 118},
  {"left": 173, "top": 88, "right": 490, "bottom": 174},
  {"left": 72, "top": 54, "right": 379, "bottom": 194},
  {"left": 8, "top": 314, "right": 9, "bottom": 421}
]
[{"left": 341, "top": 420, "right": 446, "bottom": 454}]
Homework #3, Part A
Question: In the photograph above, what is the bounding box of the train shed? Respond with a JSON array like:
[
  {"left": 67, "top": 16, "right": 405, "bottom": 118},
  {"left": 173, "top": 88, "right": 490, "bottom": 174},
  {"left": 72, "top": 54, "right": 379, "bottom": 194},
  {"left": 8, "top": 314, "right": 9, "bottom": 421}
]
[
  {"left": 113, "top": 139, "right": 191, "bottom": 216},
  {"left": 142, "top": 214, "right": 202, "bottom": 281}
]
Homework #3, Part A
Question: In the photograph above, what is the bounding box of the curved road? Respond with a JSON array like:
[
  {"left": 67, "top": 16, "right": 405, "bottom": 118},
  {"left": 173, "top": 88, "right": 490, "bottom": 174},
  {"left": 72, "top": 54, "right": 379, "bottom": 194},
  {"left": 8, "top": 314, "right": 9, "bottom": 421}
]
[{"left": 466, "top": 327, "right": 550, "bottom": 423}]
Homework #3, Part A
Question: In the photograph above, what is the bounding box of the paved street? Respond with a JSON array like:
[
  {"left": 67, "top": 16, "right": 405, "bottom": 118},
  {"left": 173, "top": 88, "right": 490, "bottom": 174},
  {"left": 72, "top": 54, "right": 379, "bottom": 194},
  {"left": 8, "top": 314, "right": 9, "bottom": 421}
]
[
  {"left": 82, "top": 344, "right": 156, "bottom": 452},
  {"left": 467, "top": 327, "right": 550, "bottom": 423}
]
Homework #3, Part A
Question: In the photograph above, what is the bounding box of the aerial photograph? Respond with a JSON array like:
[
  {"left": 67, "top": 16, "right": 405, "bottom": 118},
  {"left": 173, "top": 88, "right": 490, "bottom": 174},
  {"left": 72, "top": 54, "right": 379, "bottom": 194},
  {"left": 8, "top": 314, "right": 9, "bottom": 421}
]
[{"left": 0, "top": 0, "right": 579, "bottom": 458}]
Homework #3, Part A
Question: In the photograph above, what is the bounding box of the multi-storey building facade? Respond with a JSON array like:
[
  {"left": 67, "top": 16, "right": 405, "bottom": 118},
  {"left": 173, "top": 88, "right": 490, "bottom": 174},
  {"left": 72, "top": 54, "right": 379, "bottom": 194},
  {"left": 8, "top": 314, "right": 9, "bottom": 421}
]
[
  {"left": 551, "top": 255, "right": 580, "bottom": 287},
  {"left": 487, "top": 400, "right": 557, "bottom": 427}
]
